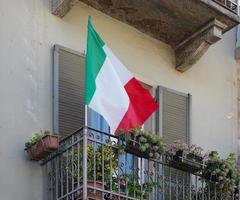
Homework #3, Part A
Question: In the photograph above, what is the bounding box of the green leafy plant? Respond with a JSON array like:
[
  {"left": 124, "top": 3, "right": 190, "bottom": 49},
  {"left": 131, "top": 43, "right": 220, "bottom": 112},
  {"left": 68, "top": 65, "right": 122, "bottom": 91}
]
[
  {"left": 25, "top": 130, "right": 51, "bottom": 149},
  {"left": 67, "top": 142, "right": 118, "bottom": 182},
  {"left": 67, "top": 142, "right": 159, "bottom": 199},
  {"left": 203, "top": 151, "right": 239, "bottom": 199},
  {"left": 119, "top": 172, "right": 160, "bottom": 199},
  {"left": 106, "top": 172, "right": 159, "bottom": 199},
  {"left": 117, "top": 129, "right": 164, "bottom": 160}
]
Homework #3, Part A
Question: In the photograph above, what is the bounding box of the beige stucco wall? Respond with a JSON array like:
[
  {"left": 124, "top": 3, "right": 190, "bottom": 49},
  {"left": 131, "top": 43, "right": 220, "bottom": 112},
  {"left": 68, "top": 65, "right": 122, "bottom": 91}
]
[{"left": 0, "top": 0, "right": 239, "bottom": 199}]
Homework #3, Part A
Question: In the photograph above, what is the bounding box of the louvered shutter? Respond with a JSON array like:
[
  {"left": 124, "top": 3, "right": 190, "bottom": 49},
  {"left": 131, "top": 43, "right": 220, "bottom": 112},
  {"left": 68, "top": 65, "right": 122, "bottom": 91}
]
[
  {"left": 157, "top": 87, "right": 191, "bottom": 199},
  {"left": 157, "top": 86, "right": 190, "bottom": 144},
  {"left": 53, "top": 45, "right": 85, "bottom": 136}
]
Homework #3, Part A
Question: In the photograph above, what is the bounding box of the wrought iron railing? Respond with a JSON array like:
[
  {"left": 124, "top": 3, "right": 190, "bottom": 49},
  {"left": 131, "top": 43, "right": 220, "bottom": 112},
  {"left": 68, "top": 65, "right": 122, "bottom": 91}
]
[
  {"left": 213, "top": 0, "right": 239, "bottom": 14},
  {"left": 43, "top": 127, "right": 240, "bottom": 200}
]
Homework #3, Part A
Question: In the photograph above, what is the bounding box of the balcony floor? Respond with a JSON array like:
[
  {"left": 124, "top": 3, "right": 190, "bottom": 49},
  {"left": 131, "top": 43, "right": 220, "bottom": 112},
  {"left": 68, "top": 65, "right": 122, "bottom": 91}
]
[
  {"left": 52, "top": 0, "right": 240, "bottom": 71},
  {"left": 80, "top": 0, "right": 239, "bottom": 47}
]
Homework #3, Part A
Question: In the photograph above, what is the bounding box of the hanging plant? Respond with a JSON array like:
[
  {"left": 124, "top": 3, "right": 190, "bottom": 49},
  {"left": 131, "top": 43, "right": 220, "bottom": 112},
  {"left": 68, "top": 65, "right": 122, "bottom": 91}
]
[
  {"left": 117, "top": 129, "right": 164, "bottom": 160},
  {"left": 25, "top": 130, "right": 59, "bottom": 161},
  {"left": 165, "top": 140, "right": 207, "bottom": 173}
]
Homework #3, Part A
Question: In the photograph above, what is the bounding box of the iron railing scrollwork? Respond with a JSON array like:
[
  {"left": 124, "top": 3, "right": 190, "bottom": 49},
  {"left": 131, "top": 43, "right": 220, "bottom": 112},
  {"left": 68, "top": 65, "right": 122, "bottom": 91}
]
[
  {"left": 42, "top": 127, "right": 240, "bottom": 200},
  {"left": 213, "top": 0, "right": 239, "bottom": 14}
]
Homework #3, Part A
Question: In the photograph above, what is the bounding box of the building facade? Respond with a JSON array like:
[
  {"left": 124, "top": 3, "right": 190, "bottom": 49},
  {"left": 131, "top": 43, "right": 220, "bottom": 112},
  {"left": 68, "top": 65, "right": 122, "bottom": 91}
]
[{"left": 0, "top": 0, "right": 240, "bottom": 199}]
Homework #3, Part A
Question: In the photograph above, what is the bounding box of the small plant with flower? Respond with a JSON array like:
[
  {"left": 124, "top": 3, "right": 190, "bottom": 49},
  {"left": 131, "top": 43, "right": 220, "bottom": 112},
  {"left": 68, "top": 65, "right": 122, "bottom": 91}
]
[
  {"left": 165, "top": 140, "right": 207, "bottom": 173},
  {"left": 165, "top": 140, "right": 189, "bottom": 157},
  {"left": 109, "top": 172, "right": 160, "bottom": 200},
  {"left": 166, "top": 140, "right": 208, "bottom": 161},
  {"left": 188, "top": 144, "right": 208, "bottom": 162}
]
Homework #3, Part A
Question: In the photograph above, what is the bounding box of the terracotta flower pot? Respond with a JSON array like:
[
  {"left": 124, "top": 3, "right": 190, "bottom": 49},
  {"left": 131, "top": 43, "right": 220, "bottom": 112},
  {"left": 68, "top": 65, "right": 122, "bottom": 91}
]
[
  {"left": 74, "top": 180, "right": 103, "bottom": 200},
  {"left": 26, "top": 135, "right": 59, "bottom": 161},
  {"left": 74, "top": 180, "right": 128, "bottom": 200},
  {"left": 105, "top": 193, "right": 127, "bottom": 200}
]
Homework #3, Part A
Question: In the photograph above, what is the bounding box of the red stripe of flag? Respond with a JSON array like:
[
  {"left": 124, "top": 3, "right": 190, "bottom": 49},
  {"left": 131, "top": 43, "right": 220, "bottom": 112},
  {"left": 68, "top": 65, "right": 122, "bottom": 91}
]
[{"left": 116, "top": 78, "right": 158, "bottom": 133}]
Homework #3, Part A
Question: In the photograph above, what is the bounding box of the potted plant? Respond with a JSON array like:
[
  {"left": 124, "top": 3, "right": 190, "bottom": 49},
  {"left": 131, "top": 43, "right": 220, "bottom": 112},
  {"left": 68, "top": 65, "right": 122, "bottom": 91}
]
[
  {"left": 25, "top": 130, "right": 59, "bottom": 161},
  {"left": 165, "top": 140, "right": 207, "bottom": 173},
  {"left": 117, "top": 129, "right": 164, "bottom": 160},
  {"left": 202, "top": 151, "right": 239, "bottom": 199},
  {"left": 116, "top": 173, "right": 159, "bottom": 200},
  {"left": 67, "top": 143, "right": 119, "bottom": 200}
]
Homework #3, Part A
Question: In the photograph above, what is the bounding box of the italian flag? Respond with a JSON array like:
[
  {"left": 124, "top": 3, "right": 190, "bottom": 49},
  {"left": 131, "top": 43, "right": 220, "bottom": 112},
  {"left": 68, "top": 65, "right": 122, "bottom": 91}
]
[{"left": 85, "top": 17, "right": 158, "bottom": 133}]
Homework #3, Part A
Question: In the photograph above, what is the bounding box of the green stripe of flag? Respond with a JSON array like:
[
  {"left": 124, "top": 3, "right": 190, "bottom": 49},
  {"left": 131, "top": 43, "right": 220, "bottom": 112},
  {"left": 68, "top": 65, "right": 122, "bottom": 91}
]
[{"left": 85, "top": 16, "right": 106, "bottom": 105}]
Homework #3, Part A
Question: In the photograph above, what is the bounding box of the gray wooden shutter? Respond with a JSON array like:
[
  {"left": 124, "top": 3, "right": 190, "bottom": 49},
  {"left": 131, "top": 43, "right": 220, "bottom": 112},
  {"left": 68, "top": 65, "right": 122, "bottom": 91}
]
[
  {"left": 157, "top": 86, "right": 191, "bottom": 199},
  {"left": 53, "top": 45, "right": 85, "bottom": 136},
  {"left": 157, "top": 86, "right": 190, "bottom": 144}
]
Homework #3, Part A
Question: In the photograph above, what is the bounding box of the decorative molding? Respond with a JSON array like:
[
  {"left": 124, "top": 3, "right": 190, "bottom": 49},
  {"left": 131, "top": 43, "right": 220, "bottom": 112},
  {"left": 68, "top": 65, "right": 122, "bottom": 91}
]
[
  {"left": 52, "top": 0, "right": 77, "bottom": 18},
  {"left": 175, "top": 19, "right": 227, "bottom": 72}
]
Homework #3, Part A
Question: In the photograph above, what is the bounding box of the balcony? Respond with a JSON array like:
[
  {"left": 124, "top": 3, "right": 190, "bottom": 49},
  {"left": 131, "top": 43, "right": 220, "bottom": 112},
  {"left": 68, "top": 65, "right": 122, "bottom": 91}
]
[
  {"left": 213, "top": 0, "right": 238, "bottom": 14},
  {"left": 43, "top": 127, "right": 239, "bottom": 200},
  {"left": 52, "top": 0, "right": 240, "bottom": 72}
]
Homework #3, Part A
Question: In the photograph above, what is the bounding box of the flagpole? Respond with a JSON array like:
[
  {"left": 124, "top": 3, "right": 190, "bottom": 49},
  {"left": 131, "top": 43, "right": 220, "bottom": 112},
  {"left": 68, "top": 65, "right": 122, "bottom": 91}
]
[
  {"left": 83, "top": 105, "right": 88, "bottom": 196},
  {"left": 85, "top": 104, "right": 88, "bottom": 127},
  {"left": 83, "top": 17, "right": 90, "bottom": 200},
  {"left": 83, "top": 104, "right": 88, "bottom": 200}
]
